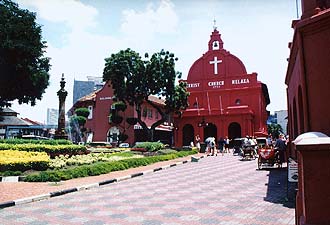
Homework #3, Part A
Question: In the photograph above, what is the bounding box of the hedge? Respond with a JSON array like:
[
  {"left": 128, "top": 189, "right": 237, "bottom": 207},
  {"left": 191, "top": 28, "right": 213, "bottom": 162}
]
[
  {"left": 133, "top": 142, "right": 164, "bottom": 152},
  {"left": 0, "top": 143, "right": 88, "bottom": 157},
  {"left": 23, "top": 149, "right": 198, "bottom": 182},
  {"left": 0, "top": 150, "right": 50, "bottom": 172},
  {"left": 0, "top": 139, "right": 72, "bottom": 145}
]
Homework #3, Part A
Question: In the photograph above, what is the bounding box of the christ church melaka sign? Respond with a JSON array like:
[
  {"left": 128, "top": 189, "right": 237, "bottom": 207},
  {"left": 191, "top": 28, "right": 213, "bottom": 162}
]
[{"left": 187, "top": 78, "right": 250, "bottom": 90}]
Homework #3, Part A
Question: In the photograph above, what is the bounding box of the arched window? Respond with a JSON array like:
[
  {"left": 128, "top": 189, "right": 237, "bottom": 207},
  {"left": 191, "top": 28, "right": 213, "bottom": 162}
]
[
  {"left": 298, "top": 86, "right": 305, "bottom": 133},
  {"left": 228, "top": 122, "right": 241, "bottom": 139},
  {"left": 182, "top": 124, "right": 194, "bottom": 146},
  {"left": 212, "top": 41, "right": 220, "bottom": 50},
  {"left": 293, "top": 98, "right": 298, "bottom": 139}
]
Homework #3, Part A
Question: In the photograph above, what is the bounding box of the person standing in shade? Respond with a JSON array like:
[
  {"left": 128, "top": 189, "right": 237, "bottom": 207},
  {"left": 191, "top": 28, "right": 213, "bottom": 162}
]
[
  {"left": 218, "top": 137, "right": 225, "bottom": 156},
  {"left": 224, "top": 136, "right": 230, "bottom": 153},
  {"left": 274, "top": 134, "right": 287, "bottom": 164},
  {"left": 195, "top": 134, "right": 201, "bottom": 152}
]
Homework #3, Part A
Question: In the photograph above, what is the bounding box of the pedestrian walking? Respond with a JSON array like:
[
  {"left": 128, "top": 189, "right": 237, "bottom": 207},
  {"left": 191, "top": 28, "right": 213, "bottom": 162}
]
[
  {"left": 224, "top": 136, "right": 230, "bottom": 153},
  {"left": 218, "top": 137, "right": 225, "bottom": 156},
  {"left": 195, "top": 134, "right": 201, "bottom": 152},
  {"left": 274, "top": 134, "right": 287, "bottom": 164},
  {"left": 205, "top": 137, "right": 216, "bottom": 156}
]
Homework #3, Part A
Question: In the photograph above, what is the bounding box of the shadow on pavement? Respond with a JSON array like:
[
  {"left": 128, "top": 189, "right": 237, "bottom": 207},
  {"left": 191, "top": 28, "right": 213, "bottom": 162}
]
[{"left": 263, "top": 167, "right": 296, "bottom": 209}]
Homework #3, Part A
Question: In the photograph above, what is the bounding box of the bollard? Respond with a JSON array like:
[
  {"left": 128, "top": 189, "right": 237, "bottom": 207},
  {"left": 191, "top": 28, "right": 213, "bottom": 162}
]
[{"left": 293, "top": 132, "right": 330, "bottom": 225}]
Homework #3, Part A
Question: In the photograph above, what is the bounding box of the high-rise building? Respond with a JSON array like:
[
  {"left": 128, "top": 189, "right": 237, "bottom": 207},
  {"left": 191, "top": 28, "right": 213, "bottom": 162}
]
[
  {"left": 73, "top": 77, "right": 104, "bottom": 104},
  {"left": 47, "top": 108, "right": 59, "bottom": 125},
  {"left": 274, "top": 110, "right": 288, "bottom": 135}
]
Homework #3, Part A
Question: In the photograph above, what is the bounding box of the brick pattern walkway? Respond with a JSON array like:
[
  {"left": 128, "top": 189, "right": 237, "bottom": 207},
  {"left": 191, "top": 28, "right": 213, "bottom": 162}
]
[
  {"left": 0, "top": 155, "right": 198, "bottom": 203},
  {"left": 0, "top": 154, "right": 295, "bottom": 225}
]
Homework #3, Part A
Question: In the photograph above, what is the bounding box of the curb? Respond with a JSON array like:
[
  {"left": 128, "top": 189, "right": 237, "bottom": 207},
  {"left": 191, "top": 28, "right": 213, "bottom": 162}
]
[
  {"left": 0, "top": 155, "right": 203, "bottom": 209},
  {"left": 0, "top": 176, "right": 26, "bottom": 182}
]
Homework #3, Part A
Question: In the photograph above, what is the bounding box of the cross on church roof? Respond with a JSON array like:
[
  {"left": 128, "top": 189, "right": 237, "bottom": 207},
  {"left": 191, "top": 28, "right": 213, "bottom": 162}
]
[
  {"left": 213, "top": 19, "right": 217, "bottom": 30},
  {"left": 209, "top": 56, "right": 222, "bottom": 75}
]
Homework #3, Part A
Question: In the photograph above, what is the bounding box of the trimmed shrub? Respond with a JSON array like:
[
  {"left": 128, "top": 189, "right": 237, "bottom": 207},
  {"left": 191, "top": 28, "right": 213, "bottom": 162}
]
[
  {"left": 112, "top": 101, "right": 127, "bottom": 111},
  {"left": 133, "top": 142, "right": 164, "bottom": 152},
  {"left": 126, "top": 117, "right": 138, "bottom": 125},
  {"left": 109, "top": 114, "right": 123, "bottom": 124},
  {"left": 156, "top": 149, "right": 178, "bottom": 155},
  {"left": 0, "top": 143, "right": 88, "bottom": 158},
  {"left": 0, "top": 139, "right": 72, "bottom": 145},
  {"left": 75, "top": 107, "right": 90, "bottom": 118}
]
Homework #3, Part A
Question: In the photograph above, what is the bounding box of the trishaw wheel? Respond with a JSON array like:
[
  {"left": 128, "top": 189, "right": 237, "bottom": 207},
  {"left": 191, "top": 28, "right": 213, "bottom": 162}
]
[{"left": 258, "top": 157, "right": 262, "bottom": 170}]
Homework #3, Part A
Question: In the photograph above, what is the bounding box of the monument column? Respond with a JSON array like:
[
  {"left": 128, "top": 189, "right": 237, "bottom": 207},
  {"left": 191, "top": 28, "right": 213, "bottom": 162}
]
[{"left": 55, "top": 73, "right": 68, "bottom": 139}]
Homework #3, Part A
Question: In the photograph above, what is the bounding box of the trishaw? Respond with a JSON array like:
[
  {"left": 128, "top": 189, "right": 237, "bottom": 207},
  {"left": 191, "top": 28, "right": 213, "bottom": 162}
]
[
  {"left": 232, "top": 138, "right": 244, "bottom": 156},
  {"left": 241, "top": 144, "right": 257, "bottom": 160},
  {"left": 257, "top": 146, "right": 282, "bottom": 169},
  {"left": 256, "top": 137, "right": 267, "bottom": 149}
]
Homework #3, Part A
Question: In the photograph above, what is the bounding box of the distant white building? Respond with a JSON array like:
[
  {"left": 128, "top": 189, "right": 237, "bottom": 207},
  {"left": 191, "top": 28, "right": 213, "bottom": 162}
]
[
  {"left": 47, "top": 108, "right": 59, "bottom": 125},
  {"left": 274, "top": 110, "right": 288, "bottom": 135}
]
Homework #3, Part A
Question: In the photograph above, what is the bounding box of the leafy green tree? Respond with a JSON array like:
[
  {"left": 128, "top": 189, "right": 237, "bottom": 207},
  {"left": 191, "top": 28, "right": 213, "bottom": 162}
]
[
  {"left": 103, "top": 48, "right": 189, "bottom": 141},
  {"left": 69, "top": 107, "right": 90, "bottom": 142},
  {"left": 0, "top": 0, "right": 50, "bottom": 108},
  {"left": 267, "top": 123, "right": 283, "bottom": 139}
]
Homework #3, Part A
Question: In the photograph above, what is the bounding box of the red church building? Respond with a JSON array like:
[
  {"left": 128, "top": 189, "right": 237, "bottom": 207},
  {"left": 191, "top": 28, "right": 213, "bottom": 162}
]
[{"left": 174, "top": 28, "right": 270, "bottom": 146}]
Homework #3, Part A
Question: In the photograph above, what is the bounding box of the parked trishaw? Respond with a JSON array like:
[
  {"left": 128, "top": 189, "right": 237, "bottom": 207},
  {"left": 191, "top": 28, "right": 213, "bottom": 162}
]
[
  {"left": 256, "top": 137, "right": 267, "bottom": 149},
  {"left": 232, "top": 138, "right": 244, "bottom": 156},
  {"left": 257, "top": 145, "right": 282, "bottom": 169},
  {"left": 241, "top": 143, "right": 257, "bottom": 160}
]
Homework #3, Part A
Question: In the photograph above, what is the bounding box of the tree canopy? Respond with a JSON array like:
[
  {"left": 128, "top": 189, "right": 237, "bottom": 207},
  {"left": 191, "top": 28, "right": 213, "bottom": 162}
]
[
  {"left": 103, "top": 48, "right": 189, "bottom": 141},
  {"left": 267, "top": 123, "right": 284, "bottom": 139},
  {"left": 0, "top": 0, "right": 50, "bottom": 108}
]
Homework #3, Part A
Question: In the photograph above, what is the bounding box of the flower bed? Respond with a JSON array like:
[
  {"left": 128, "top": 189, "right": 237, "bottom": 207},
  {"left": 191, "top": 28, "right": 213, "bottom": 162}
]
[
  {"left": 49, "top": 152, "right": 142, "bottom": 169},
  {"left": 0, "top": 150, "right": 50, "bottom": 172},
  {"left": 23, "top": 149, "right": 198, "bottom": 182}
]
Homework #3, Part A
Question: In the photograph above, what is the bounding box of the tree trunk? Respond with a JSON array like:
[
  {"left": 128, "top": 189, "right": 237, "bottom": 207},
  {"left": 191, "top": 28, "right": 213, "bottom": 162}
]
[{"left": 146, "top": 128, "right": 155, "bottom": 142}]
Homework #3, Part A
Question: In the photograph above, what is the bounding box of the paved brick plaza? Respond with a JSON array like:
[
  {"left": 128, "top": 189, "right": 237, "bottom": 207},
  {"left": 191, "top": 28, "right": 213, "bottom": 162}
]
[{"left": 0, "top": 154, "right": 295, "bottom": 225}]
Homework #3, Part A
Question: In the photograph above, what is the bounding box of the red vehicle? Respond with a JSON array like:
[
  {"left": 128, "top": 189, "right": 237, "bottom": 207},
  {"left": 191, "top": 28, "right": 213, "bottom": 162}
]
[{"left": 257, "top": 147, "right": 282, "bottom": 169}]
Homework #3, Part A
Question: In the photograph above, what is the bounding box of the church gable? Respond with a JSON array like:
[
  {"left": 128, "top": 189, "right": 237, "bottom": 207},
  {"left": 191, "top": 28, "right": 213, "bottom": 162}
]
[{"left": 187, "top": 28, "right": 247, "bottom": 81}]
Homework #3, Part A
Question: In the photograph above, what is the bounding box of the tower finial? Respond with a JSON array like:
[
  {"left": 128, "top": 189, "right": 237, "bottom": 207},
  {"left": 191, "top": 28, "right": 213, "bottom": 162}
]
[{"left": 213, "top": 19, "right": 217, "bottom": 30}]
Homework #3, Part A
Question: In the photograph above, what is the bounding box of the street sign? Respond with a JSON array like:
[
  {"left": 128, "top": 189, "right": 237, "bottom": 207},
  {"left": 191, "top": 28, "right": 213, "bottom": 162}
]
[{"left": 288, "top": 158, "right": 298, "bottom": 182}]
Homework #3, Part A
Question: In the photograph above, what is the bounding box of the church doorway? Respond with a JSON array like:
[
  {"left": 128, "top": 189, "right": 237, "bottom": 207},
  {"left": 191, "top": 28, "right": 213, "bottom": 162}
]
[
  {"left": 228, "top": 122, "right": 241, "bottom": 139},
  {"left": 182, "top": 124, "right": 194, "bottom": 146},
  {"left": 204, "top": 123, "right": 217, "bottom": 140}
]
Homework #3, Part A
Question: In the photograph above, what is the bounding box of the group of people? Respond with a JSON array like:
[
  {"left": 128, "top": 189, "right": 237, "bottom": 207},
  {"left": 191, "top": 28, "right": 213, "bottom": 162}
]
[
  {"left": 194, "top": 133, "right": 288, "bottom": 163},
  {"left": 195, "top": 134, "right": 230, "bottom": 156}
]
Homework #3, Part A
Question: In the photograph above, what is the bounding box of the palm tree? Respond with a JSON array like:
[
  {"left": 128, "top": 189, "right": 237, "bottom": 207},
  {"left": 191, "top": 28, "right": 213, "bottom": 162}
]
[{"left": 267, "top": 123, "right": 283, "bottom": 138}]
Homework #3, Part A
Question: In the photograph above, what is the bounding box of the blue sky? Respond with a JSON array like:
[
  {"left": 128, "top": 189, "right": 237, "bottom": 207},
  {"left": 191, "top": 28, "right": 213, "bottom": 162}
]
[{"left": 12, "top": 0, "right": 300, "bottom": 123}]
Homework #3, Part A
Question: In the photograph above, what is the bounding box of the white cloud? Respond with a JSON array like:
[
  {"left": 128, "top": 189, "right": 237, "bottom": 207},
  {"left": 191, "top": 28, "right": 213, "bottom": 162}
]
[
  {"left": 17, "top": 0, "right": 98, "bottom": 31},
  {"left": 120, "top": 0, "right": 178, "bottom": 39}
]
